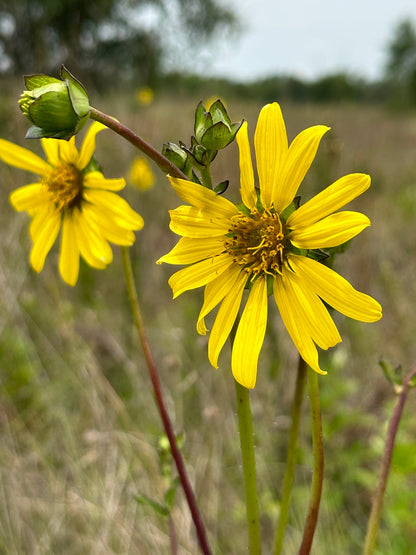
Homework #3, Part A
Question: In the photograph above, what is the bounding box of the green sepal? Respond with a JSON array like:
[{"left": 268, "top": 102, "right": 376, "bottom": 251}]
[
  {"left": 200, "top": 120, "right": 232, "bottom": 150},
  {"left": 61, "top": 65, "right": 90, "bottom": 117},
  {"left": 28, "top": 91, "right": 79, "bottom": 133},
  {"left": 24, "top": 74, "right": 61, "bottom": 91},
  {"left": 214, "top": 180, "right": 229, "bottom": 195}
]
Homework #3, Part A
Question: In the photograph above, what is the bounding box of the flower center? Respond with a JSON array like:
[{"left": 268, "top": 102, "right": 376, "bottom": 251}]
[
  {"left": 224, "top": 209, "right": 287, "bottom": 276},
  {"left": 42, "top": 164, "right": 83, "bottom": 211}
]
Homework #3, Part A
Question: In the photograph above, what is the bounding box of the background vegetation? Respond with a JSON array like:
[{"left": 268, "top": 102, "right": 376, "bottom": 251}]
[{"left": 0, "top": 4, "right": 416, "bottom": 554}]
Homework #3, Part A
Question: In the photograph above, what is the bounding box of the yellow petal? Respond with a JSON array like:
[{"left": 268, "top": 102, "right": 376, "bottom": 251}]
[
  {"left": 236, "top": 121, "right": 257, "bottom": 209},
  {"left": 289, "top": 211, "right": 370, "bottom": 249},
  {"left": 73, "top": 209, "right": 112, "bottom": 269},
  {"left": 58, "top": 136, "right": 79, "bottom": 166},
  {"left": 275, "top": 125, "right": 330, "bottom": 213},
  {"left": 84, "top": 171, "right": 126, "bottom": 191},
  {"left": 169, "top": 176, "right": 239, "bottom": 219},
  {"left": 289, "top": 255, "right": 382, "bottom": 322},
  {"left": 287, "top": 173, "right": 371, "bottom": 229},
  {"left": 83, "top": 189, "right": 143, "bottom": 229},
  {"left": 169, "top": 205, "right": 231, "bottom": 238},
  {"left": 231, "top": 276, "right": 268, "bottom": 389},
  {"left": 59, "top": 212, "right": 80, "bottom": 286},
  {"left": 196, "top": 263, "right": 244, "bottom": 334},
  {"left": 29, "top": 209, "right": 61, "bottom": 273},
  {"left": 77, "top": 122, "right": 107, "bottom": 170},
  {"left": 208, "top": 270, "right": 247, "bottom": 367},
  {"left": 9, "top": 184, "right": 51, "bottom": 212},
  {"left": 41, "top": 138, "right": 61, "bottom": 167},
  {"left": 0, "top": 138, "right": 50, "bottom": 175},
  {"left": 82, "top": 204, "right": 137, "bottom": 246},
  {"left": 158, "top": 236, "right": 225, "bottom": 266},
  {"left": 168, "top": 253, "right": 234, "bottom": 298},
  {"left": 273, "top": 272, "right": 325, "bottom": 374},
  {"left": 254, "top": 102, "right": 288, "bottom": 209},
  {"left": 281, "top": 264, "right": 341, "bottom": 349}
]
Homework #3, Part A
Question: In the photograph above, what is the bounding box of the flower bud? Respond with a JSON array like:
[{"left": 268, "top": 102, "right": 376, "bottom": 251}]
[
  {"left": 194, "top": 99, "right": 243, "bottom": 151},
  {"left": 19, "top": 66, "right": 90, "bottom": 140}
]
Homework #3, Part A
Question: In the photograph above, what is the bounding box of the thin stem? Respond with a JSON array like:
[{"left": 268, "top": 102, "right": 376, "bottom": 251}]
[
  {"left": 299, "top": 369, "right": 324, "bottom": 555},
  {"left": 120, "top": 247, "right": 212, "bottom": 555},
  {"left": 273, "top": 356, "right": 307, "bottom": 555},
  {"left": 89, "top": 106, "right": 188, "bottom": 180},
  {"left": 234, "top": 380, "right": 262, "bottom": 555},
  {"left": 363, "top": 366, "right": 416, "bottom": 555},
  {"left": 200, "top": 165, "right": 213, "bottom": 189}
]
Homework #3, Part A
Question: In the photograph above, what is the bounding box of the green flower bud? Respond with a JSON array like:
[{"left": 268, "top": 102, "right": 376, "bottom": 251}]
[
  {"left": 194, "top": 99, "right": 243, "bottom": 151},
  {"left": 162, "top": 142, "right": 189, "bottom": 171},
  {"left": 19, "top": 66, "right": 90, "bottom": 140}
]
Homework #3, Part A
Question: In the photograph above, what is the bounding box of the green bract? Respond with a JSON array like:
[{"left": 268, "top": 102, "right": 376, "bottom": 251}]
[
  {"left": 19, "top": 66, "right": 90, "bottom": 140},
  {"left": 194, "top": 99, "right": 242, "bottom": 151}
]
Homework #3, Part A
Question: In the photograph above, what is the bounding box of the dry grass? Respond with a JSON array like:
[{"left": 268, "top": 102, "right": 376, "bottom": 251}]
[{"left": 0, "top": 86, "right": 415, "bottom": 553}]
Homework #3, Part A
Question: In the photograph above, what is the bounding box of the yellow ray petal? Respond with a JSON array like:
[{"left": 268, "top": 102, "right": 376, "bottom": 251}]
[
  {"left": 0, "top": 138, "right": 50, "bottom": 175},
  {"left": 196, "top": 263, "right": 244, "bottom": 335},
  {"left": 9, "top": 184, "right": 51, "bottom": 212},
  {"left": 273, "top": 273, "right": 326, "bottom": 374},
  {"left": 236, "top": 121, "right": 257, "bottom": 209},
  {"left": 82, "top": 204, "right": 137, "bottom": 246},
  {"left": 58, "top": 136, "right": 79, "bottom": 166},
  {"left": 254, "top": 102, "right": 288, "bottom": 209},
  {"left": 59, "top": 212, "right": 80, "bottom": 286},
  {"left": 158, "top": 236, "right": 225, "bottom": 266},
  {"left": 289, "top": 255, "right": 382, "bottom": 322},
  {"left": 282, "top": 264, "right": 341, "bottom": 349},
  {"left": 168, "top": 253, "right": 234, "bottom": 298},
  {"left": 289, "top": 211, "right": 370, "bottom": 249},
  {"left": 41, "top": 138, "right": 61, "bottom": 167},
  {"left": 83, "top": 189, "right": 143, "bottom": 229},
  {"left": 84, "top": 171, "right": 126, "bottom": 191},
  {"left": 231, "top": 276, "right": 268, "bottom": 389},
  {"left": 287, "top": 173, "right": 371, "bottom": 229},
  {"left": 29, "top": 209, "right": 61, "bottom": 273},
  {"left": 74, "top": 209, "right": 112, "bottom": 268},
  {"left": 275, "top": 125, "right": 330, "bottom": 212},
  {"left": 77, "top": 122, "right": 107, "bottom": 170},
  {"left": 208, "top": 270, "right": 247, "bottom": 367},
  {"left": 169, "top": 176, "right": 238, "bottom": 219},
  {"left": 169, "top": 205, "right": 231, "bottom": 238}
]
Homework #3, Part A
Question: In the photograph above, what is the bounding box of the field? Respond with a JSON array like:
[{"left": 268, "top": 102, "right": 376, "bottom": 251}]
[{"left": 0, "top": 83, "right": 415, "bottom": 554}]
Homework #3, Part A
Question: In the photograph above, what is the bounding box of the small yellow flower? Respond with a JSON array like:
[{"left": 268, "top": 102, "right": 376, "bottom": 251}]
[
  {"left": 129, "top": 157, "right": 155, "bottom": 191},
  {"left": 0, "top": 122, "right": 144, "bottom": 286},
  {"left": 158, "top": 103, "right": 382, "bottom": 388},
  {"left": 135, "top": 86, "right": 154, "bottom": 106}
]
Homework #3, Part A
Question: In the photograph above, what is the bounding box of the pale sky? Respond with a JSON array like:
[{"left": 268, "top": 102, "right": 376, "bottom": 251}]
[{"left": 199, "top": 0, "right": 416, "bottom": 82}]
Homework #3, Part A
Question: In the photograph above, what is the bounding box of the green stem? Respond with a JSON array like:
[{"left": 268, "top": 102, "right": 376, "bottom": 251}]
[
  {"left": 200, "top": 165, "right": 213, "bottom": 189},
  {"left": 363, "top": 366, "right": 416, "bottom": 555},
  {"left": 273, "top": 356, "right": 307, "bottom": 555},
  {"left": 120, "top": 247, "right": 212, "bottom": 555},
  {"left": 89, "top": 106, "right": 188, "bottom": 180},
  {"left": 234, "top": 380, "right": 262, "bottom": 555},
  {"left": 299, "top": 369, "right": 324, "bottom": 555}
]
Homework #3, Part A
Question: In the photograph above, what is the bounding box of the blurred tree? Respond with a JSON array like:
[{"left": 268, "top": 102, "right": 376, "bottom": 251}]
[
  {"left": 0, "top": 0, "right": 236, "bottom": 87},
  {"left": 385, "top": 19, "right": 416, "bottom": 107}
]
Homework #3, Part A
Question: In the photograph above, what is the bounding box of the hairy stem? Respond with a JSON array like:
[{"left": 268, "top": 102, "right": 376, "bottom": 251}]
[
  {"left": 121, "top": 247, "right": 211, "bottom": 555},
  {"left": 363, "top": 366, "right": 416, "bottom": 555},
  {"left": 299, "top": 369, "right": 324, "bottom": 555},
  {"left": 273, "top": 356, "right": 307, "bottom": 555}
]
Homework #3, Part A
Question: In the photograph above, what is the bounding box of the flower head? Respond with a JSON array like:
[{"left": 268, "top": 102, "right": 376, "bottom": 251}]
[
  {"left": 158, "top": 103, "right": 382, "bottom": 389},
  {"left": 0, "top": 122, "right": 143, "bottom": 286},
  {"left": 129, "top": 156, "right": 155, "bottom": 191}
]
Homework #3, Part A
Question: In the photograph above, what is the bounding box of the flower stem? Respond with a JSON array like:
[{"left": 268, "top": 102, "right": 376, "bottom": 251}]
[
  {"left": 200, "top": 165, "right": 214, "bottom": 189},
  {"left": 120, "top": 247, "right": 212, "bottom": 555},
  {"left": 363, "top": 366, "right": 416, "bottom": 555},
  {"left": 273, "top": 356, "right": 307, "bottom": 555},
  {"left": 234, "top": 379, "right": 262, "bottom": 555},
  {"left": 89, "top": 106, "right": 188, "bottom": 180},
  {"left": 299, "top": 368, "right": 324, "bottom": 555}
]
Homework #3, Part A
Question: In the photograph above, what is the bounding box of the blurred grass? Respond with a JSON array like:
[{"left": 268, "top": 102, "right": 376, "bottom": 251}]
[{"left": 0, "top": 80, "right": 416, "bottom": 554}]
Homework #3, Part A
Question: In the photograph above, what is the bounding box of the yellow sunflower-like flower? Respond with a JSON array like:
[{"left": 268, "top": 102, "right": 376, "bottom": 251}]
[
  {"left": 158, "top": 102, "right": 382, "bottom": 389},
  {"left": 0, "top": 122, "right": 144, "bottom": 286}
]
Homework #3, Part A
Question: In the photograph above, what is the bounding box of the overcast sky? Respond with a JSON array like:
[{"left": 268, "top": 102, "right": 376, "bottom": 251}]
[{"left": 199, "top": 0, "right": 416, "bottom": 82}]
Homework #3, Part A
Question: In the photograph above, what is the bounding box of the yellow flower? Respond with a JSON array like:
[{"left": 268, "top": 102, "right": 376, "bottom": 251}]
[
  {"left": 0, "top": 122, "right": 144, "bottom": 286},
  {"left": 158, "top": 103, "right": 382, "bottom": 389},
  {"left": 129, "top": 156, "right": 155, "bottom": 191},
  {"left": 135, "top": 86, "right": 154, "bottom": 106}
]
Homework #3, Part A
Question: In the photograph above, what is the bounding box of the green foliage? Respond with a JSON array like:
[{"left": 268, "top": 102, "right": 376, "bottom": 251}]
[{"left": 385, "top": 19, "right": 416, "bottom": 108}]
